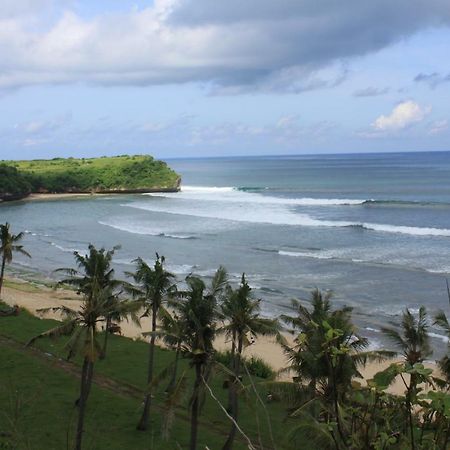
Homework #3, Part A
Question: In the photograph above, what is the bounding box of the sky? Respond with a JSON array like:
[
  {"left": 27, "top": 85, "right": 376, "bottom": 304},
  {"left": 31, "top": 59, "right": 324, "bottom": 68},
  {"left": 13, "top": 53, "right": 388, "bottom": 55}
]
[{"left": 0, "top": 0, "right": 449, "bottom": 160}]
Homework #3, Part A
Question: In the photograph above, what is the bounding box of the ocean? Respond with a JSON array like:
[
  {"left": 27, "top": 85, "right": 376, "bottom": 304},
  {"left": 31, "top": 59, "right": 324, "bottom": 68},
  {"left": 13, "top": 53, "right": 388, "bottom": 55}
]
[{"left": 2, "top": 151, "right": 450, "bottom": 352}]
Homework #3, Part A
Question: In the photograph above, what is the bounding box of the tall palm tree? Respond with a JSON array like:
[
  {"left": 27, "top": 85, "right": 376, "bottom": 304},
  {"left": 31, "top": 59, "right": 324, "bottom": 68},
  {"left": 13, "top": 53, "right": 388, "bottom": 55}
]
[
  {"left": 126, "top": 254, "right": 176, "bottom": 431},
  {"left": 434, "top": 280, "right": 450, "bottom": 384},
  {"left": 281, "top": 289, "right": 377, "bottom": 400},
  {"left": 220, "top": 274, "right": 281, "bottom": 450},
  {"left": 381, "top": 306, "right": 431, "bottom": 367},
  {"left": 159, "top": 309, "right": 186, "bottom": 393},
  {"left": 381, "top": 307, "right": 431, "bottom": 449},
  {"left": 176, "top": 267, "right": 227, "bottom": 450},
  {"left": 0, "top": 223, "right": 31, "bottom": 298},
  {"left": 278, "top": 289, "right": 391, "bottom": 449},
  {"left": 56, "top": 244, "right": 125, "bottom": 359},
  {"left": 27, "top": 280, "right": 113, "bottom": 450}
]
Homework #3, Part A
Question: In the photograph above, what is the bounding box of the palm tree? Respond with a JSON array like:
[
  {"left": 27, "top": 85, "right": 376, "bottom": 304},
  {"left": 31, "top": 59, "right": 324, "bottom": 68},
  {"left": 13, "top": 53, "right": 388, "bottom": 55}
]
[
  {"left": 27, "top": 280, "right": 113, "bottom": 450},
  {"left": 126, "top": 254, "right": 176, "bottom": 431},
  {"left": 176, "top": 267, "right": 227, "bottom": 450},
  {"left": 56, "top": 244, "right": 125, "bottom": 359},
  {"left": 279, "top": 289, "right": 390, "bottom": 448},
  {"left": 381, "top": 306, "right": 432, "bottom": 450},
  {"left": 220, "top": 274, "right": 281, "bottom": 450},
  {"left": 0, "top": 223, "right": 31, "bottom": 298},
  {"left": 159, "top": 309, "right": 186, "bottom": 393},
  {"left": 281, "top": 289, "right": 379, "bottom": 401},
  {"left": 381, "top": 306, "right": 431, "bottom": 368},
  {"left": 434, "top": 280, "right": 450, "bottom": 384}
]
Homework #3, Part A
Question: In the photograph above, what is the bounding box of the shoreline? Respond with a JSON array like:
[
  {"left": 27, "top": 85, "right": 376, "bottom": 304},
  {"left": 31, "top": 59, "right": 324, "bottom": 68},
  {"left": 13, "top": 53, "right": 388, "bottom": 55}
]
[
  {"left": 0, "top": 276, "right": 441, "bottom": 395},
  {"left": 1, "top": 187, "right": 181, "bottom": 203}
]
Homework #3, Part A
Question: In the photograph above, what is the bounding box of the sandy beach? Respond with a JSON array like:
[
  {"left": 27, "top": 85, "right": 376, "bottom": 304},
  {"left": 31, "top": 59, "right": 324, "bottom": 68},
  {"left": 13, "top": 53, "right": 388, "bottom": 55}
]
[{"left": 1, "top": 277, "right": 440, "bottom": 395}]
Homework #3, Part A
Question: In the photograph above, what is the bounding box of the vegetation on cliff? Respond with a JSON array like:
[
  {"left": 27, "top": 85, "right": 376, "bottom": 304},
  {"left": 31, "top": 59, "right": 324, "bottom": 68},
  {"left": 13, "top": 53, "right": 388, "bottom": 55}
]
[
  {"left": 0, "top": 165, "right": 32, "bottom": 200},
  {"left": 1, "top": 155, "right": 180, "bottom": 197}
]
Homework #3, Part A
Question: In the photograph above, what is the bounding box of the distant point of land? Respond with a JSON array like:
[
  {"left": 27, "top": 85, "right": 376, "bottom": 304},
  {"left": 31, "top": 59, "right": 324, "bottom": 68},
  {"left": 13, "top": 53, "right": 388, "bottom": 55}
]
[{"left": 0, "top": 155, "right": 180, "bottom": 202}]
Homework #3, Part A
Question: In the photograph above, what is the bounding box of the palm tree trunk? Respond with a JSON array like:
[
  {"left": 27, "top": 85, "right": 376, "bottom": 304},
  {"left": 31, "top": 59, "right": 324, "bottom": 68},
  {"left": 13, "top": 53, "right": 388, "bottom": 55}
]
[
  {"left": 226, "top": 332, "right": 236, "bottom": 412},
  {"left": 0, "top": 253, "right": 6, "bottom": 299},
  {"left": 222, "top": 336, "right": 243, "bottom": 450},
  {"left": 190, "top": 362, "right": 202, "bottom": 450},
  {"left": 75, "top": 357, "right": 94, "bottom": 450},
  {"left": 166, "top": 343, "right": 181, "bottom": 393},
  {"left": 100, "top": 316, "right": 111, "bottom": 360},
  {"left": 137, "top": 305, "right": 157, "bottom": 431}
]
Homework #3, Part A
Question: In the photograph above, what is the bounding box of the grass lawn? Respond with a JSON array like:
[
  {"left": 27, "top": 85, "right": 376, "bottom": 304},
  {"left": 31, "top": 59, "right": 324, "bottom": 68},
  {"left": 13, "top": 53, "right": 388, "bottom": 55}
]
[{"left": 0, "top": 308, "right": 292, "bottom": 449}]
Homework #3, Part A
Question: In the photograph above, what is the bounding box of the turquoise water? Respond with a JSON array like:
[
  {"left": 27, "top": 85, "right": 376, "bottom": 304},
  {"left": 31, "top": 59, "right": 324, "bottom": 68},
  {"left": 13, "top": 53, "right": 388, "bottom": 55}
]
[{"left": 2, "top": 151, "right": 450, "bottom": 351}]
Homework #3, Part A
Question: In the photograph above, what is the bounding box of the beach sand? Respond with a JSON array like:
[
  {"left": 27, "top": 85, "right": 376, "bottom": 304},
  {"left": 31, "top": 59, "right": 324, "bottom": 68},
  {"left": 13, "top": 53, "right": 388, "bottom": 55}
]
[{"left": 1, "top": 277, "right": 439, "bottom": 395}]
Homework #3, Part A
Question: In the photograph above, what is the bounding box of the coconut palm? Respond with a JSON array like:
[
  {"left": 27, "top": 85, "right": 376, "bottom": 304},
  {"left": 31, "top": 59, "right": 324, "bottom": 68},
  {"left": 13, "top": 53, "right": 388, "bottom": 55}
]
[
  {"left": 277, "top": 289, "right": 391, "bottom": 449},
  {"left": 0, "top": 223, "right": 31, "bottom": 298},
  {"left": 220, "top": 274, "right": 281, "bottom": 450},
  {"left": 27, "top": 280, "right": 113, "bottom": 450},
  {"left": 281, "top": 289, "right": 381, "bottom": 401},
  {"left": 159, "top": 309, "right": 186, "bottom": 393},
  {"left": 56, "top": 244, "right": 125, "bottom": 359},
  {"left": 434, "top": 281, "right": 450, "bottom": 384},
  {"left": 126, "top": 254, "right": 176, "bottom": 431},
  {"left": 381, "top": 306, "right": 431, "bottom": 367},
  {"left": 176, "top": 267, "right": 227, "bottom": 450}
]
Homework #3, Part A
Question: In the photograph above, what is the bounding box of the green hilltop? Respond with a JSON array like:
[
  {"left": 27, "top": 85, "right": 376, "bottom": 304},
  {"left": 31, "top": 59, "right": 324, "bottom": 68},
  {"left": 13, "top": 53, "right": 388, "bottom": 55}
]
[{"left": 0, "top": 155, "right": 180, "bottom": 200}]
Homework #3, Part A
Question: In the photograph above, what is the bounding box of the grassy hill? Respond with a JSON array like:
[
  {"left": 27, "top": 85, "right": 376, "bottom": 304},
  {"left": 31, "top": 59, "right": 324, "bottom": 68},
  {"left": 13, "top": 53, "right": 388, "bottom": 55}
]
[
  {"left": 0, "top": 155, "right": 180, "bottom": 199},
  {"left": 0, "top": 303, "right": 289, "bottom": 450}
]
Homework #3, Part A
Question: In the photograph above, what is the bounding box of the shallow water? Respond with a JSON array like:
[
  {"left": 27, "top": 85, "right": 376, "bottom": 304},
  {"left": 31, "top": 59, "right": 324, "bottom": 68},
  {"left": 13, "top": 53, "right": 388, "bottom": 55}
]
[{"left": 2, "top": 151, "right": 450, "bottom": 353}]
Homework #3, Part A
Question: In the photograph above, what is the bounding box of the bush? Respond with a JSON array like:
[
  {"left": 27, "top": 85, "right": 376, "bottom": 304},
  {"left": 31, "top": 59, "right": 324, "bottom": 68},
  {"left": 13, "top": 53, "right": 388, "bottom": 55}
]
[{"left": 215, "top": 350, "right": 275, "bottom": 380}]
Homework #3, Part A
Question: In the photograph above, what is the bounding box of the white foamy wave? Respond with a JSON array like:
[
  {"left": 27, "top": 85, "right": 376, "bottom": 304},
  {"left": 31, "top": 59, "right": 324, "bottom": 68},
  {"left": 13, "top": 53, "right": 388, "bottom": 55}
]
[
  {"left": 51, "top": 243, "right": 84, "bottom": 253},
  {"left": 98, "top": 221, "right": 195, "bottom": 240},
  {"left": 429, "top": 332, "right": 449, "bottom": 343},
  {"left": 278, "top": 250, "right": 334, "bottom": 260},
  {"left": 114, "top": 258, "right": 194, "bottom": 275},
  {"left": 125, "top": 202, "right": 450, "bottom": 238},
  {"left": 352, "top": 223, "right": 450, "bottom": 237},
  {"left": 146, "top": 185, "right": 365, "bottom": 206},
  {"left": 426, "top": 267, "right": 450, "bottom": 274},
  {"left": 365, "top": 327, "right": 381, "bottom": 333},
  {"left": 182, "top": 186, "right": 235, "bottom": 193}
]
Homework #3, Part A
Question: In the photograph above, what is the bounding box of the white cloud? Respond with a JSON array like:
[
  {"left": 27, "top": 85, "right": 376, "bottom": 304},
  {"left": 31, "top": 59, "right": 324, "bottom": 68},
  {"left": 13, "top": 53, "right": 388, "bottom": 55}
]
[
  {"left": 428, "top": 119, "right": 448, "bottom": 135},
  {"left": 372, "top": 101, "right": 431, "bottom": 131},
  {"left": 0, "top": 0, "right": 449, "bottom": 92}
]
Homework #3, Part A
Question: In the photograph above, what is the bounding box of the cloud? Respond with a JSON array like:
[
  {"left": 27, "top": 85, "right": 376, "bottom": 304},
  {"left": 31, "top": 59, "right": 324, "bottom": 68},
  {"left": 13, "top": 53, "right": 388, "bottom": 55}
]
[
  {"left": 353, "top": 87, "right": 390, "bottom": 97},
  {"left": 0, "top": 0, "right": 449, "bottom": 92},
  {"left": 428, "top": 119, "right": 448, "bottom": 135},
  {"left": 372, "top": 101, "right": 431, "bottom": 131},
  {"left": 414, "top": 72, "right": 450, "bottom": 88},
  {"left": 14, "top": 113, "right": 72, "bottom": 135},
  {"left": 187, "top": 116, "right": 336, "bottom": 146}
]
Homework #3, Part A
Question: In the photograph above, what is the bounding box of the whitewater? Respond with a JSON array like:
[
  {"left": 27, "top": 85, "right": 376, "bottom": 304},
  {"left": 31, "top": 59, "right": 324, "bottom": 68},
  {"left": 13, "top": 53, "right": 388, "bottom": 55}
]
[{"left": 2, "top": 152, "right": 450, "bottom": 352}]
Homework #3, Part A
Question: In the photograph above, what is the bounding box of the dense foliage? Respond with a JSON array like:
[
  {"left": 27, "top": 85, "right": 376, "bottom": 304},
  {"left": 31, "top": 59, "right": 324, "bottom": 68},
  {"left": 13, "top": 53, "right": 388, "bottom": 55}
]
[
  {"left": 1, "top": 224, "right": 450, "bottom": 450},
  {"left": 0, "top": 164, "right": 32, "bottom": 200},
  {"left": 1, "top": 155, "right": 180, "bottom": 194}
]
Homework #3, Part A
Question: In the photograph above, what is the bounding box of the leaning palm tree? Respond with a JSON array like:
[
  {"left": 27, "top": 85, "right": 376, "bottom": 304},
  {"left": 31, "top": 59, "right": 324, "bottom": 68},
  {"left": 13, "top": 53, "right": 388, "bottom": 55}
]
[
  {"left": 176, "top": 267, "right": 227, "bottom": 450},
  {"left": 56, "top": 244, "right": 124, "bottom": 358},
  {"left": 0, "top": 223, "right": 31, "bottom": 298},
  {"left": 27, "top": 280, "right": 113, "bottom": 450},
  {"left": 126, "top": 254, "right": 176, "bottom": 431},
  {"left": 220, "top": 274, "right": 281, "bottom": 450}
]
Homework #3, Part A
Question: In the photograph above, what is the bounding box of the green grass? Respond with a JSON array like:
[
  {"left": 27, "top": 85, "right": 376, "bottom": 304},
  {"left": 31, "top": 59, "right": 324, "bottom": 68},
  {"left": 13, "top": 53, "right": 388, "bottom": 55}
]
[
  {"left": 1, "top": 155, "right": 180, "bottom": 194},
  {"left": 0, "top": 308, "right": 292, "bottom": 449}
]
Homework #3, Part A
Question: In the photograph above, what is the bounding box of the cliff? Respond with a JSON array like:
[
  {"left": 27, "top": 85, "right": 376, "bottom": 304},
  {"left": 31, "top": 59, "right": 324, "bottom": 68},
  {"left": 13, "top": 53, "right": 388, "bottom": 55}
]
[{"left": 0, "top": 155, "right": 180, "bottom": 201}]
